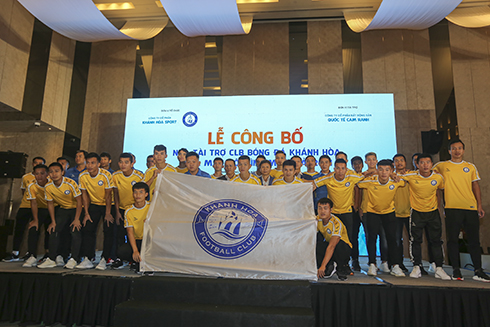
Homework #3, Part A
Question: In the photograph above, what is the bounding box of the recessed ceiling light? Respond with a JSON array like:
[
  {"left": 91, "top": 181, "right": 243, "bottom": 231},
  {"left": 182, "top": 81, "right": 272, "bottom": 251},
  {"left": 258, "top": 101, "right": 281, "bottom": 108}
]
[
  {"left": 95, "top": 2, "right": 135, "bottom": 11},
  {"left": 205, "top": 42, "right": 217, "bottom": 48}
]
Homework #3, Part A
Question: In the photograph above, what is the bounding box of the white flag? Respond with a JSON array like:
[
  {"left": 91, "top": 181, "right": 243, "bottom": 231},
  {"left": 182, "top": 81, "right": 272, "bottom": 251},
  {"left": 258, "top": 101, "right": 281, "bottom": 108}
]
[{"left": 141, "top": 171, "right": 318, "bottom": 280}]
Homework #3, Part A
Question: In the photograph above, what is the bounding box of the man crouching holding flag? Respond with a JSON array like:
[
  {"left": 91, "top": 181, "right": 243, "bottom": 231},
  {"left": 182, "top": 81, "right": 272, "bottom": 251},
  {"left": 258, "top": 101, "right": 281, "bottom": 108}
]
[{"left": 316, "top": 198, "right": 352, "bottom": 281}]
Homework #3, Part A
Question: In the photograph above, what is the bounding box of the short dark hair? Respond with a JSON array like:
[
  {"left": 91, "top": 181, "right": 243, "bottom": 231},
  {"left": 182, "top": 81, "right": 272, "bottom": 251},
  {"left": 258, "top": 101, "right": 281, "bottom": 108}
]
[
  {"left": 186, "top": 151, "right": 199, "bottom": 159},
  {"left": 335, "top": 159, "right": 347, "bottom": 166},
  {"left": 411, "top": 152, "right": 421, "bottom": 160},
  {"left": 33, "top": 164, "right": 48, "bottom": 173},
  {"left": 283, "top": 159, "right": 296, "bottom": 170},
  {"left": 393, "top": 153, "right": 406, "bottom": 162},
  {"left": 76, "top": 150, "right": 88, "bottom": 158},
  {"left": 365, "top": 152, "right": 377, "bottom": 159},
  {"left": 336, "top": 151, "right": 348, "bottom": 160},
  {"left": 259, "top": 160, "right": 272, "bottom": 168},
  {"left": 291, "top": 155, "right": 302, "bottom": 161},
  {"left": 351, "top": 156, "right": 363, "bottom": 164},
  {"left": 33, "top": 156, "right": 46, "bottom": 164},
  {"left": 100, "top": 152, "right": 111, "bottom": 160},
  {"left": 305, "top": 155, "right": 316, "bottom": 162},
  {"left": 238, "top": 155, "right": 251, "bottom": 163},
  {"left": 132, "top": 181, "right": 149, "bottom": 194},
  {"left": 178, "top": 148, "right": 188, "bottom": 154},
  {"left": 416, "top": 153, "right": 433, "bottom": 164},
  {"left": 275, "top": 150, "right": 286, "bottom": 157},
  {"left": 213, "top": 157, "right": 224, "bottom": 164},
  {"left": 86, "top": 152, "right": 101, "bottom": 162},
  {"left": 48, "top": 162, "right": 63, "bottom": 170},
  {"left": 225, "top": 158, "right": 236, "bottom": 165},
  {"left": 319, "top": 155, "right": 331, "bottom": 162},
  {"left": 119, "top": 152, "right": 134, "bottom": 163},
  {"left": 57, "top": 157, "right": 70, "bottom": 165},
  {"left": 377, "top": 159, "right": 394, "bottom": 168},
  {"left": 154, "top": 145, "right": 167, "bottom": 153},
  {"left": 147, "top": 155, "right": 153, "bottom": 159},
  {"left": 448, "top": 139, "right": 465, "bottom": 150},
  {"left": 256, "top": 155, "right": 266, "bottom": 160},
  {"left": 318, "top": 197, "right": 333, "bottom": 208}
]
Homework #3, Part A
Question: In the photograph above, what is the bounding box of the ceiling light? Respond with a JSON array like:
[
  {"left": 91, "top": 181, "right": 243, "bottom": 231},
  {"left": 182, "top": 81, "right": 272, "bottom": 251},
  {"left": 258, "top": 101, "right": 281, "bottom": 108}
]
[
  {"left": 205, "top": 42, "right": 217, "bottom": 48},
  {"left": 95, "top": 2, "right": 135, "bottom": 11},
  {"left": 203, "top": 86, "right": 221, "bottom": 90},
  {"left": 237, "top": 0, "right": 278, "bottom": 3},
  {"left": 301, "top": 84, "right": 308, "bottom": 88},
  {"left": 155, "top": 1, "right": 163, "bottom": 8}
]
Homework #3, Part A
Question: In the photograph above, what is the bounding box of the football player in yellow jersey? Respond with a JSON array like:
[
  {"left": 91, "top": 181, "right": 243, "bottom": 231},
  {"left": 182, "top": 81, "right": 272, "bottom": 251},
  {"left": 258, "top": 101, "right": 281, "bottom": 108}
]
[
  {"left": 57, "top": 157, "right": 70, "bottom": 172},
  {"left": 77, "top": 152, "right": 115, "bottom": 270},
  {"left": 252, "top": 155, "right": 265, "bottom": 177},
  {"left": 231, "top": 155, "right": 260, "bottom": 184},
  {"left": 258, "top": 160, "right": 274, "bottom": 186},
  {"left": 146, "top": 155, "right": 154, "bottom": 169},
  {"left": 144, "top": 145, "right": 177, "bottom": 200},
  {"left": 272, "top": 160, "right": 304, "bottom": 185},
  {"left": 22, "top": 164, "right": 53, "bottom": 268},
  {"left": 400, "top": 154, "right": 451, "bottom": 280},
  {"left": 211, "top": 157, "right": 224, "bottom": 179},
  {"left": 3, "top": 157, "right": 46, "bottom": 262},
  {"left": 113, "top": 182, "right": 150, "bottom": 272},
  {"left": 393, "top": 154, "right": 411, "bottom": 273},
  {"left": 291, "top": 156, "right": 304, "bottom": 178},
  {"left": 270, "top": 150, "right": 286, "bottom": 179},
  {"left": 316, "top": 198, "right": 352, "bottom": 281},
  {"left": 433, "top": 139, "right": 489, "bottom": 282},
  {"left": 218, "top": 159, "right": 237, "bottom": 181},
  {"left": 314, "top": 159, "right": 362, "bottom": 255},
  {"left": 113, "top": 153, "right": 144, "bottom": 261},
  {"left": 304, "top": 155, "right": 319, "bottom": 178},
  {"left": 357, "top": 159, "right": 406, "bottom": 277},
  {"left": 175, "top": 148, "right": 188, "bottom": 173},
  {"left": 37, "top": 162, "right": 83, "bottom": 269}
]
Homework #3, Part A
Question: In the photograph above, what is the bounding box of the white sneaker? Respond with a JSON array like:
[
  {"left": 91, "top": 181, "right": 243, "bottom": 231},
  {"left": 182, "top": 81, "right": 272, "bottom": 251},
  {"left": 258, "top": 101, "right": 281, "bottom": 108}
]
[
  {"left": 410, "top": 265, "right": 422, "bottom": 278},
  {"left": 435, "top": 267, "right": 451, "bottom": 280},
  {"left": 56, "top": 255, "right": 65, "bottom": 267},
  {"left": 380, "top": 262, "right": 390, "bottom": 273},
  {"left": 390, "top": 264, "right": 405, "bottom": 277},
  {"left": 96, "top": 257, "right": 107, "bottom": 271},
  {"left": 64, "top": 258, "right": 77, "bottom": 269},
  {"left": 22, "top": 255, "right": 38, "bottom": 268},
  {"left": 75, "top": 257, "right": 94, "bottom": 269},
  {"left": 428, "top": 262, "right": 436, "bottom": 273},
  {"left": 38, "top": 258, "right": 57, "bottom": 269},
  {"left": 367, "top": 263, "right": 377, "bottom": 276}
]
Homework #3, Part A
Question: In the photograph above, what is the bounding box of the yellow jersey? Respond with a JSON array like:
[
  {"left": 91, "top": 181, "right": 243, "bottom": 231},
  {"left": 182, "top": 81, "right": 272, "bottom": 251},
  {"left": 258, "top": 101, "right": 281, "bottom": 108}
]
[
  {"left": 44, "top": 177, "right": 81, "bottom": 209},
  {"left": 402, "top": 171, "right": 444, "bottom": 212},
  {"left": 317, "top": 214, "right": 352, "bottom": 247},
  {"left": 113, "top": 169, "right": 145, "bottom": 210},
  {"left": 175, "top": 166, "right": 188, "bottom": 174},
  {"left": 272, "top": 177, "right": 304, "bottom": 185},
  {"left": 124, "top": 202, "right": 150, "bottom": 240},
  {"left": 26, "top": 182, "right": 48, "bottom": 209},
  {"left": 433, "top": 160, "right": 480, "bottom": 211},
  {"left": 394, "top": 183, "right": 411, "bottom": 217},
  {"left": 230, "top": 174, "right": 261, "bottom": 185},
  {"left": 314, "top": 173, "right": 362, "bottom": 214},
  {"left": 144, "top": 164, "right": 177, "bottom": 200},
  {"left": 357, "top": 176, "right": 405, "bottom": 215},
  {"left": 270, "top": 169, "right": 283, "bottom": 179},
  {"left": 79, "top": 168, "right": 114, "bottom": 206},
  {"left": 20, "top": 172, "right": 36, "bottom": 208}
]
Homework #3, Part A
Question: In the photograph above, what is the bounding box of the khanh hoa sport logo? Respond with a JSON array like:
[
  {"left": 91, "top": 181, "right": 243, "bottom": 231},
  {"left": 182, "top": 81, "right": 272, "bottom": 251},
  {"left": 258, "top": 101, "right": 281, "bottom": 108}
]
[
  {"left": 182, "top": 111, "right": 198, "bottom": 127},
  {"left": 192, "top": 199, "right": 268, "bottom": 259}
]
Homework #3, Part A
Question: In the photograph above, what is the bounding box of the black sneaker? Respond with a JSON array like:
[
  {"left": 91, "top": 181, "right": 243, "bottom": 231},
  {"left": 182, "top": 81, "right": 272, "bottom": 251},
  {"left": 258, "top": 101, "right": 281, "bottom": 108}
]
[
  {"left": 2, "top": 253, "right": 20, "bottom": 262},
  {"left": 323, "top": 262, "right": 337, "bottom": 279},
  {"left": 473, "top": 269, "right": 490, "bottom": 283},
  {"left": 452, "top": 268, "right": 464, "bottom": 281},
  {"left": 399, "top": 263, "right": 409, "bottom": 273},
  {"left": 111, "top": 259, "right": 126, "bottom": 270},
  {"left": 336, "top": 269, "right": 348, "bottom": 281},
  {"left": 352, "top": 260, "right": 361, "bottom": 272},
  {"left": 420, "top": 265, "right": 428, "bottom": 275},
  {"left": 20, "top": 252, "right": 31, "bottom": 261}
]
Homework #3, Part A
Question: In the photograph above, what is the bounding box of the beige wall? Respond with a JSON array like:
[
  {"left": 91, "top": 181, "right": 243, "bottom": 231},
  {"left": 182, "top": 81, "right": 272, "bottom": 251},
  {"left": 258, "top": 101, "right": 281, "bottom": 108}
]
[
  {"left": 221, "top": 24, "right": 289, "bottom": 95},
  {"left": 0, "top": 0, "right": 34, "bottom": 111},
  {"left": 40, "top": 32, "right": 76, "bottom": 131},
  {"left": 449, "top": 23, "right": 490, "bottom": 251},
  {"left": 307, "top": 21, "right": 343, "bottom": 94},
  {"left": 150, "top": 27, "right": 205, "bottom": 98},
  {"left": 81, "top": 40, "right": 137, "bottom": 156}
]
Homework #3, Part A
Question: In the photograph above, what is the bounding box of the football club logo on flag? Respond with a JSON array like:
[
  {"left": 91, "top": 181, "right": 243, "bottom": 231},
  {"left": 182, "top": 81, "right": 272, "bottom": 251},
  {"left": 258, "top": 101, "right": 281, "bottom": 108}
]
[{"left": 193, "top": 199, "right": 268, "bottom": 260}]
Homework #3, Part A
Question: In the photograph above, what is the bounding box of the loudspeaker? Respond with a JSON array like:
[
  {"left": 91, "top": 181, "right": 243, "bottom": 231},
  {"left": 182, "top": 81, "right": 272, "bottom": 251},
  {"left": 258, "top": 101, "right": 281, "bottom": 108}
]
[
  {"left": 421, "top": 130, "right": 444, "bottom": 155},
  {"left": 0, "top": 152, "right": 27, "bottom": 178}
]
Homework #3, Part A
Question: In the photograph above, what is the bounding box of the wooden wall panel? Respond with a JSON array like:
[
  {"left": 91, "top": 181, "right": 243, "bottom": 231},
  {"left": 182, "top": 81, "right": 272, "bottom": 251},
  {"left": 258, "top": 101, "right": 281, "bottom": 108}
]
[{"left": 221, "top": 24, "right": 289, "bottom": 95}]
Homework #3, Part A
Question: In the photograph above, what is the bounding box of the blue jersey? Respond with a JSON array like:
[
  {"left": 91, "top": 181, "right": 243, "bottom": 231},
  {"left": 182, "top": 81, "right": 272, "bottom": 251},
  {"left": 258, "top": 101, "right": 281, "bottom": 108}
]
[
  {"left": 185, "top": 169, "right": 211, "bottom": 178},
  {"left": 66, "top": 167, "right": 86, "bottom": 184},
  {"left": 313, "top": 171, "right": 329, "bottom": 210}
]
